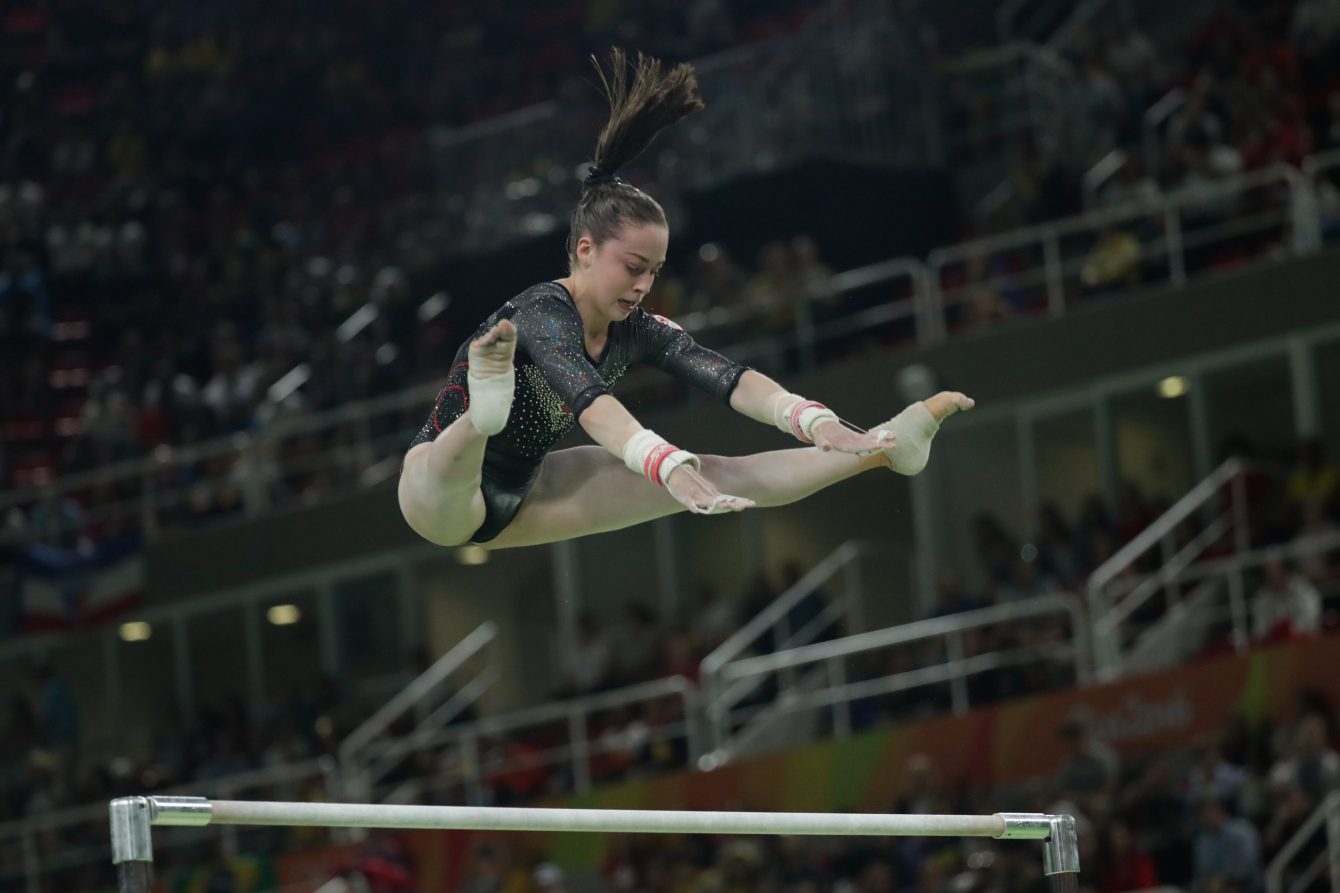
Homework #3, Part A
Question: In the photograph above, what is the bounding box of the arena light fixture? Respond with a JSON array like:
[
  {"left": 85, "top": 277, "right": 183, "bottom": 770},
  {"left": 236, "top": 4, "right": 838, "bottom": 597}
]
[
  {"left": 1157, "top": 375, "right": 1190, "bottom": 399},
  {"left": 119, "top": 622, "right": 152, "bottom": 642},
  {"left": 266, "top": 604, "right": 302, "bottom": 626}
]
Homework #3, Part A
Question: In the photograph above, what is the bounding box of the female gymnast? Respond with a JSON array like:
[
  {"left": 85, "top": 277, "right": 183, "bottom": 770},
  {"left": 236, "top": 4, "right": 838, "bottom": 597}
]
[{"left": 399, "top": 50, "right": 973, "bottom": 551}]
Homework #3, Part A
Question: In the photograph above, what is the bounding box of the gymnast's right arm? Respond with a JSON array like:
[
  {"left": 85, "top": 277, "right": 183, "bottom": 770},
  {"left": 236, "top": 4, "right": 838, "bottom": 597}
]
[{"left": 509, "top": 292, "right": 751, "bottom": 513}]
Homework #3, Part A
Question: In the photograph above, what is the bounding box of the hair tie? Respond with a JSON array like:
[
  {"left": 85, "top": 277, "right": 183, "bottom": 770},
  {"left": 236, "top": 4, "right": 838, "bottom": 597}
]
[{"left": 584, "top": 165, "right": 624, "bottom": 188}]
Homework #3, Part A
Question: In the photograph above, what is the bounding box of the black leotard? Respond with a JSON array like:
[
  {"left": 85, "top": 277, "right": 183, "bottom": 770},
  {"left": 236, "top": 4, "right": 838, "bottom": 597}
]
[{"left": 409, "top": 281, "right": 748, "bottom": 543}]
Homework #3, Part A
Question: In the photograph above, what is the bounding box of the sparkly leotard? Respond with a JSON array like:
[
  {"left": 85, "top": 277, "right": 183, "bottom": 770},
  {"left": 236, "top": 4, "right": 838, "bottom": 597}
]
[{"left": 409, "top": 281, "right": 749, "bottom": 543}]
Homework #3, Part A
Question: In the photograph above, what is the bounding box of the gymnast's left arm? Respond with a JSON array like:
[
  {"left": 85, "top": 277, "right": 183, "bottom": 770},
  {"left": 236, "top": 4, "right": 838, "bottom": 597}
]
[
  {"left": 726, "top": 369, "right": 892, "bottom": 455},
  {"left": 641, "top": 313, "right": 889, "bottom": 456}
]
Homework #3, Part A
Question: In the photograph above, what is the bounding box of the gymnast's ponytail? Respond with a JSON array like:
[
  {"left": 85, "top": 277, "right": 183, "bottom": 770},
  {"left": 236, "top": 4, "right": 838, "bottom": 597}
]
[{"left": 566, "top": 49, "right": 704, "bottom": 267}]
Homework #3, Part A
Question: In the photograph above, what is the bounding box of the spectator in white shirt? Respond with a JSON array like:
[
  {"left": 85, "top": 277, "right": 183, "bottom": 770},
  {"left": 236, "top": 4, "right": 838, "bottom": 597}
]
[{"left": 1251, "top": 556, "right": 1322, "bottom": 642}]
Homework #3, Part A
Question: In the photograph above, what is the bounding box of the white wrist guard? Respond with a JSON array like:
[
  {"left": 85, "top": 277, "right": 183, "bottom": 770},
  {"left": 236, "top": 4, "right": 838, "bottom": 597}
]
[
  {"left": 769, "top": 392, "right": 839, "bottom": 444},
  {"left": 622, "top": 429, "right": 701, "bottom": 487}
]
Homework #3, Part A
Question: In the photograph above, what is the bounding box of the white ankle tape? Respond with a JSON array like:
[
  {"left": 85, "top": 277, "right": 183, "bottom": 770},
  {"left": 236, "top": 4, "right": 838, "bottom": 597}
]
[
  {"left": 623, "top": 429, "right": 700, "bottom": 486},
  {"left": 770, "top": 392, "right": 838, "bottom": 444},
  {"left": 879, "top": 401, "right": 940, "bottom": 476},
  {"left": 467, "top": 367, "right": 515, "bottom": 436}
]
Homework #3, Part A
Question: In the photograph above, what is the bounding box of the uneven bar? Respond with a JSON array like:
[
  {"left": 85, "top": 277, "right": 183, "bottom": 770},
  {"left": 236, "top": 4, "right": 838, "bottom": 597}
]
[{"left": 201, "top": 800, "right": 1017, "bottom": 839}]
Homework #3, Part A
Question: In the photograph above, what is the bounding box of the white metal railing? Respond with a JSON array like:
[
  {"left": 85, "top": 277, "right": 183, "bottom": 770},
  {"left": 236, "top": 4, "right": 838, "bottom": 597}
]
[
  {"left": 1266, "top": 790, "right": 1340, "bottom": 893},
  {"left": 704, "top": 593, "right": 1089, "bottom": 762},
  {"left": 360, "top": 675, "right": 703, "bottom": 806},
  {"left": 699, "top": 541, "right": 873, "bottom": 747},
  {"left": 928, "top": 164, "right": 1308, "bottom": 332},
  {"left": 1303, "top": 147, "right": 1340, "bottom": 245},
  {"left": 1117, "top": 532, "right": 1340, "bottom": 674},
  {"left": 1087, "top": 459, "right": 1250, "bottom": 679},
  {"left": 338, "top": 622, "right": 499, "bottom": 802},
  {"left": 1142, "top": 87, "right": 1187, "bottom": 174},
  {"left": 428, "top": 3, "right": 934, "bottom": 255}
]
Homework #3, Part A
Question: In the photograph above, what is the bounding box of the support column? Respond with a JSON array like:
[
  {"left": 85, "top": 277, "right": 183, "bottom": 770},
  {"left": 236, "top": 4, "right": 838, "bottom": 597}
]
[{"left": 1288, "top": 337, "right": 1321, "bottom": 438}]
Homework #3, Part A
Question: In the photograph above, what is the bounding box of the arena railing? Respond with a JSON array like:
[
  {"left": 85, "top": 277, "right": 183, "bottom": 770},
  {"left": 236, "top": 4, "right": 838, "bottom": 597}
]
[
  {"left": 1116, "top": 530, "right": 1340, "bottom": 675},
  {"left": 1087, "top": 458, "right": 1249, "bottom": 679},
  {"left": 925, "top": 164, "right": 1316, "bottom": 338},
  {"left": 698, "top": 541, "right": 881, "bottom": 743},
  {"left": 345, "top": 675, "right": 703, "bottom": 807},
  {"left": 1267, "top": 789, "right": 1340, "bottom": 893},
  {"left": 337, "top": 622, "right": 499, "bottom": 804},
  {"left": 427, "top": 2, "right": 935, "bottom": 255},
  {"left": 1303, "top": 147, "right": 1340, "bottom": 245},
  {"left": 701, "top": 592, "right": 1090, "bottom": 762}
]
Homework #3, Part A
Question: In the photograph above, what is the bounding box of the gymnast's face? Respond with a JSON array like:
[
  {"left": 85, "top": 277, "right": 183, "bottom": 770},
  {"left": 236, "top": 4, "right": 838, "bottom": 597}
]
[{"left": 576, "top": 222, "right": 668, "bottom": 321}]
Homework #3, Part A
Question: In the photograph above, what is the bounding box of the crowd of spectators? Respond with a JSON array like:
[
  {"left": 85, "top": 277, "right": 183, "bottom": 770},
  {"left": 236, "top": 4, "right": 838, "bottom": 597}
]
[
  {"left": 5, "top": 0, "right": 1340, "bottom": 554},
  {"left": 951, "top": 0, "right": 1340, "bottom": 333},
  {"left": 0, "top": 0, "right": 866, "bottom": 542}
]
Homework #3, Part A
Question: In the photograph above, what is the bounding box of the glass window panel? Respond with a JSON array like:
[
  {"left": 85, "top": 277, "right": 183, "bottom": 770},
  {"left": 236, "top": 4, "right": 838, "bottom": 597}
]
[
  {"left": 937, "top": 418, "right": 1024, "bottom": 592},
  {"left": 258, "top": 588, "right": 322, "bottom": 719},
  {"left": 1315, "top": 337, "right": 1340, "bottom": 451},
  {"left": 1112, "top": 383, "right": 1196, "bottom": 509},
  {"left": 1034, "top": 408, "right": 1102, "bottom": 521},
  {"left": 335, "top": 571, "right": 404, "bottom": 686},
  {"left": 186, "top": 605, "right": 247, "bottom": 713},
  {"left": 117, "top": 620, "right": 178, "bottom": 757},
  {"left": 1202, "top": 355, "right": 1294, "bottom": 462}
]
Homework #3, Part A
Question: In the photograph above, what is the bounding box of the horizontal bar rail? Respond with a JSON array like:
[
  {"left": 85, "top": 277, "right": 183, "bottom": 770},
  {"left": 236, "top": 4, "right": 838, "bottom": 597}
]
[{"left": 109, "top": 796, "right": 1079, "bottom": 891}]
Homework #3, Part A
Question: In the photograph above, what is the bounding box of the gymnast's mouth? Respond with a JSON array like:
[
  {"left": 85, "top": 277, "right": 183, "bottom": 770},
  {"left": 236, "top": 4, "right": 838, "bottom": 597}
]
[{"left": 618, "top": 299, "right": 638, "bottom": 311}]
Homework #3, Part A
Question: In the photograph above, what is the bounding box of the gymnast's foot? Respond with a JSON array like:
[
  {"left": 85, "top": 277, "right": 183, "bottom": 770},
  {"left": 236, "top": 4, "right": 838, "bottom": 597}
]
[
  {"left": 872, "top": 391, "right": 975, "bottom": 476},
  {"left": 466, "top": 320, "right": 517, "bottom": 436}
]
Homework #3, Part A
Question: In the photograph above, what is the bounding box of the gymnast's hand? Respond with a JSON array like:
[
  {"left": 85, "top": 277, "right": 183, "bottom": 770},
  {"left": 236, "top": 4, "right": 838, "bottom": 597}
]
[
  {"left": 664, "top": 464, "right": 755, "bottom": 515},
  {"left": 810, "top": 419, "right": 892, "bottom": 456}
]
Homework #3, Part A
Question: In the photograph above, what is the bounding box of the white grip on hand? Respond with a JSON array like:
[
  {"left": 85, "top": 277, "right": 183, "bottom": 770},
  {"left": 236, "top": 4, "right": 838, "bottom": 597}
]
[
  {"left": 623, "top": 429, "right": 701, "bottom": 486},
  {"left": 770, "top": 392, "right": 839, "bottom": 444}
]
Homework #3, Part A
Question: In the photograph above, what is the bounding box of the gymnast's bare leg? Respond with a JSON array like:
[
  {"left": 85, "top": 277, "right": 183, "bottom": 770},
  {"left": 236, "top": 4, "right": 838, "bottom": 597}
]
[
  {"left": 484, "top": 391, "right": 972, "bottom": 550},
  {"left": 398, "top": 320, "right": 516, "bottom": 546}
]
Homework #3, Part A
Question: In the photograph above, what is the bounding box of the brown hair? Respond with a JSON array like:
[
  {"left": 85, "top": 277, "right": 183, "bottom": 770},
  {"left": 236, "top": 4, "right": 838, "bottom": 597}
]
[{"left": 565, "top": 49, "right": 704, "bottom": 267}]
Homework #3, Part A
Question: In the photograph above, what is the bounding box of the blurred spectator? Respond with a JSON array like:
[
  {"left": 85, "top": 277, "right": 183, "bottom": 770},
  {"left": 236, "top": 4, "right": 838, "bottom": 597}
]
[
  {"left": 1285, "top": 437, "right": 1338, "bottom": 518},
  {"left": 1096, "top": 818, "right": 1160, "bottom": 893},
  {"left": 926, "top": 570, "right": 987, "bottom": 619},
  {"left": 533, "top": 862, "right": 567, "bottom": 893},
  {"left": 1192, "top": 792, "right": 1264, "bottom": 893},
  {"left": 557, "top": 612, "right": 613, "bottom": 697},
  {"left": 1267, "top": 713, "right": 1340, "bottom": 802},
  {"left": 1184, "top": 740, "right": 1247, "bottom": 816},
  {"left": 613, "top": 601, "right": 663, "bottom": 686},
  {"left": 1079, "top": 226, "right": 1143, "bottom": 295},
  {"left": 1032, "top": 503, "right": 1084, "bottom": 588},
  {"left": 1293, "top": 501, "right": 1339, "bottom": 583},
  {"left": 1054, "top": 715, "right": 1119, "bottom": 800},
  {"left": 972, "top": 512, "right": 1018, "bottom": 589},
  {"left": 1251, "top": 556, "right": 1322, "bottom": 641},
  {"left": 690, "top": 582, "right": 739, "bottom": 654},
  {"left": 32, "top": 662, "right": 79, "bottom": 763}
]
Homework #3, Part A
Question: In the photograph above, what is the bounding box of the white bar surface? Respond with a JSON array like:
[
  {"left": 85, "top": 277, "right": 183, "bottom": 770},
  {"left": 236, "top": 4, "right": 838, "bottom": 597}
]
[{"left": 205, "top": 801, "right": 1007, "bottom": 838}]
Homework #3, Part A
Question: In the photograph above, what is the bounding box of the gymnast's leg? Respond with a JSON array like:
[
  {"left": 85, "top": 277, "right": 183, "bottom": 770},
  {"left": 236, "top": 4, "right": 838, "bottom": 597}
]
[
  {"left": 398, "top": 320, "right": 516, "bottom": 546},
  {"left": 485, "top": 391, "right": 970, "bottom": 550}
]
